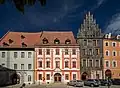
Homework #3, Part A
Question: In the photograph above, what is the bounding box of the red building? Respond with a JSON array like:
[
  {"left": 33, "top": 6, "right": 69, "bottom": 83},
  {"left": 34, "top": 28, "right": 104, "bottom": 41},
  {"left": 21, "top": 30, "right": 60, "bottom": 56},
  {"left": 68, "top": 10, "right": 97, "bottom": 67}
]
[{"left": 34, "top": 31, "right": 80, "bottom": 84}]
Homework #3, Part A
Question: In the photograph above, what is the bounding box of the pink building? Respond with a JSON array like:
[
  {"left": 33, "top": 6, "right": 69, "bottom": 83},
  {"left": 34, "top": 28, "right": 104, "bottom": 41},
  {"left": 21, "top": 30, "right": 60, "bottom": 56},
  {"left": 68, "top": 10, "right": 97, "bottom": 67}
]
[{"left": 34, "top": 31, "right": 80, "bottom": 84}]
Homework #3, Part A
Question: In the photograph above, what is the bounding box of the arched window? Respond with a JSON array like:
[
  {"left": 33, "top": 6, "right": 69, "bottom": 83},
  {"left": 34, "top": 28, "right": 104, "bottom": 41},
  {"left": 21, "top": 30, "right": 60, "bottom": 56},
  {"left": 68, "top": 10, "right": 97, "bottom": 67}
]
[
  {"left": 105, "top": 51, "right": 109, "bottom": 56},
  {"left": 65, "top": 39, "right": 71, "bottom": 44},
  {"left": 28, "top": 75, "right": 31, "bottom": 81},
  {"left": 43, "top": 38, "right": 48, "bottom": 44},
  {"left": 112, "top": 61, "right": 117, "bottom": 67},
  {"left": 54, "top": 38, "right": 60, "bottom": 44}
]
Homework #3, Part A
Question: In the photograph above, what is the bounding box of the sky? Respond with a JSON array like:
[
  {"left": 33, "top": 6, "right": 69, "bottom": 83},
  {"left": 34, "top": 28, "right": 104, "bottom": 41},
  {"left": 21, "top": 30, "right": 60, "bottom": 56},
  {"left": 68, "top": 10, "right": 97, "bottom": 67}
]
[{"left": 0, "top": 0, "right": 120, "bottom": 38}]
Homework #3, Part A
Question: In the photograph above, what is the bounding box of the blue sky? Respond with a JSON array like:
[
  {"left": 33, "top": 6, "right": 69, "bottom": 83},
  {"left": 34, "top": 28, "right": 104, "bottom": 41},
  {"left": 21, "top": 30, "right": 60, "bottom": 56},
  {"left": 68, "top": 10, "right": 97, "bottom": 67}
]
[{"left": 0, "top": 0, "right": 120, "bottom": 37}]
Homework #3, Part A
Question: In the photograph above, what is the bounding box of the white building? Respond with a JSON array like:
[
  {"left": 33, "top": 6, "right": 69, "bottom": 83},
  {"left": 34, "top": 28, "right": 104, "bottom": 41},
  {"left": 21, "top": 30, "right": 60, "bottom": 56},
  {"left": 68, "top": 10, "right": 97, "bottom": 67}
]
[{"left": 0, "top": 31, "right": 41, "bottom": 84}]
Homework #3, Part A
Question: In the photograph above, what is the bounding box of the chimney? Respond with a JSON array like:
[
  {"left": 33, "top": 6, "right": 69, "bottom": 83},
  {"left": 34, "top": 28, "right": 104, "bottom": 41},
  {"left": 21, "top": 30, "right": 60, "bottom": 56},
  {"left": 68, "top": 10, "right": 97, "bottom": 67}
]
[{"left": 108, "top": 33, "right": 111, "bottom": 38}]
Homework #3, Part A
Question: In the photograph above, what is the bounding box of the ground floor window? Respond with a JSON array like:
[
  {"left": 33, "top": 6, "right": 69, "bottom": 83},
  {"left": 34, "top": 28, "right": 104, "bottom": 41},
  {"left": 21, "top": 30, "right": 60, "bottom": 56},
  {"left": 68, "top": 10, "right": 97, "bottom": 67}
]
[
  {"left": 39, "top": 74, "right": 42, "bottom": 80},
  {"left": 73, "top": 74, "right": 76, "bottom": 80},
  {"left": 28, "top": 75, "right": 31, "bottom": 81},
  {"left": 65, "top": 74, "right": 69, "bottom": 80},
  {"left": 46, "top": 74, "right": 50, "bottom": 80}
]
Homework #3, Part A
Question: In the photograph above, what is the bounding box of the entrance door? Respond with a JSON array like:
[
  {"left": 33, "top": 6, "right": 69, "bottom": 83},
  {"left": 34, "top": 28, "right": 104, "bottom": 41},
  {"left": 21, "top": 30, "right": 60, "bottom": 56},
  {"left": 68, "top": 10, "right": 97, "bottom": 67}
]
[
  {"left": 81, "top": 72, "right": 88, "bottom": 80},
  {"left": 54, "top": 73, "right": 61, "bottom": 82}
]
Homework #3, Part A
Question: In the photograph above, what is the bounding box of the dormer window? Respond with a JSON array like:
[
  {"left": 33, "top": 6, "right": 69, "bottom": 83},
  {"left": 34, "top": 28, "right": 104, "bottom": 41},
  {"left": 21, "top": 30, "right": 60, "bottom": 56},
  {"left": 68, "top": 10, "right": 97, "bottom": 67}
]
[
  {"left": 54, "top": 38, "right": 60, "bottom": 44},
  {"left": 22, "top": 42, "right": 27, "bottom": 47},
  {"left": 3, "top": 42, "right": 9, "bottom": 46},
  {"left": 21, "top": 35, "right": 25, "bottom": 39},
  {"left": 65, "top": 39, "right": 71, "bottom": 44},
  {"left": 43, "top": 38, "right": 48, "bottom": 44},
  {"left": 9, "top": 39, "right": 13, "bottom": 44}
]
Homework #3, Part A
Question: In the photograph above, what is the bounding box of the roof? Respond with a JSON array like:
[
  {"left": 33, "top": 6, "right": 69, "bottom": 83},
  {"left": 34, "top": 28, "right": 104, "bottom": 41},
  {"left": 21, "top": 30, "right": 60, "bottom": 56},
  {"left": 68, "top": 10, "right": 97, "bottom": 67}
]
[
  {"left": 35, "top": 31, "right": 78, "bottom": 46},
  {"left": 0, "top": 31, "right": 41, "bottom": 48},
  {"left": 0, "top": 31, "right": 78, "bottom": 48}
]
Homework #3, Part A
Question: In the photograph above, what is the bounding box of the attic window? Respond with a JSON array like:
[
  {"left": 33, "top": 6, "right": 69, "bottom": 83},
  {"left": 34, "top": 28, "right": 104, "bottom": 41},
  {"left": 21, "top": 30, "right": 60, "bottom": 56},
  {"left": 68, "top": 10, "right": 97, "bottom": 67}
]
[
  {"left": 43, "top": 38, "right": 48, "bottom": 44},
  {"left": 9, "top": 39, "right": 13, "bottom": 44},
  {"left": 3, "top": 42, "right": 9, "bottom": 46},
  {"left": 22, "top": 42, "right": 27, "bottom": 47},
  {"left": 65, "top": 39, "right": 71, "bottom": 44},
  {"left": 21, "top": 35, "right": 25, "bottom": 39},
  {"left": 54, "top": 38, "right": 60, "bottom": 44}
]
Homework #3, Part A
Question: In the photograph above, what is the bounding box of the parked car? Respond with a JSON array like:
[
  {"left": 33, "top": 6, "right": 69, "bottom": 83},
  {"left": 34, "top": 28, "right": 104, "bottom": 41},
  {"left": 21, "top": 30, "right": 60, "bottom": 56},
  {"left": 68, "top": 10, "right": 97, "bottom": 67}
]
[
  {"left": 84, "top": 79, "right": 99, "bottom": 87},
  {"left": 112, "top": 79, "right": 120, "bottom": 85},
  {"left": 69, "top": 80, "right": 76, "bottom": 86},
  {"left": 74, "top": 80, "right": 84, "bottom": 87},
  {"left": 99, "top": 79, "right": 112, "bottom": 86}
]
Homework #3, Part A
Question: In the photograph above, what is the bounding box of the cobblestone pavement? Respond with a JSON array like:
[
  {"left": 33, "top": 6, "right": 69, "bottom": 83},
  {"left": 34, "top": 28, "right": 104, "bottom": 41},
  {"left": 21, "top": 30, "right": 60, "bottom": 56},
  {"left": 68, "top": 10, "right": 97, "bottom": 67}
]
[{"left": 2, "top": 83, "right": 120, "bottom": 88}]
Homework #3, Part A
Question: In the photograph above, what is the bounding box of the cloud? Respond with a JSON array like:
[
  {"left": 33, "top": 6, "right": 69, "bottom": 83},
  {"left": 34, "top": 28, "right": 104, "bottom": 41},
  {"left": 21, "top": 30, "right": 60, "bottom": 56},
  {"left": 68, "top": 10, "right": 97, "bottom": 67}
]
[
  {"left": 91, "top": 0, "right": 107, "bottom": 11},
  {"left": 104, "top": 13, "right": 120, "bottom": 34}
]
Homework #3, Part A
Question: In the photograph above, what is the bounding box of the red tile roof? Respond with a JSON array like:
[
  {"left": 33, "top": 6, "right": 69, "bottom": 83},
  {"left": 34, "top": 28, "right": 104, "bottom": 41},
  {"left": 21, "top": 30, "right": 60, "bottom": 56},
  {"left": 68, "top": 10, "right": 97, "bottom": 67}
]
[{"left": 0, "top": 31, "right": 78, "bottom": 48}]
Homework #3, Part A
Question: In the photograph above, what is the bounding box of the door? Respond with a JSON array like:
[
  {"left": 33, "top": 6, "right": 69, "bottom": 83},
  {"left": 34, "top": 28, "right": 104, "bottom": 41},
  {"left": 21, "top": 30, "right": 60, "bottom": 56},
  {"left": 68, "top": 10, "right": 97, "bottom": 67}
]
[{"left": 54, "top": 73, "right": 61, "bottom": 82}]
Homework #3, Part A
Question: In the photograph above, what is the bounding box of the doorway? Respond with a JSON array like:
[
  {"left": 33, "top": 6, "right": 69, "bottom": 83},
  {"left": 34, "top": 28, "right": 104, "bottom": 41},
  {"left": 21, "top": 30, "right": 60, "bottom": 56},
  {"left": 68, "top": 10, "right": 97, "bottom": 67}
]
[
  {"left": 81, "top": 72, "right": 88, "bottom": 80},
  {"left": 54, "top": 73, "right": 61, "bottom": 82},
  {"left": 105, "top": 69, "right": 112, "bottom": 79}
]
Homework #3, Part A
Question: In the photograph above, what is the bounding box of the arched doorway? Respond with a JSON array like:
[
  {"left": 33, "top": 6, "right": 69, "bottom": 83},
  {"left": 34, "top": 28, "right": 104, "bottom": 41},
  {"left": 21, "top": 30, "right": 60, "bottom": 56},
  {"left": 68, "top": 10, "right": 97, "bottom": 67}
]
[
  {"left": 105, "top": 69, "right": 112, "bottom": 78},
  {"left": 11, "top": 73, "right": 20, "bottom": 84},
  {"left": 54, "top": 73, "right": 61, "bottom": 82},
  {"left": 81, "top": 72, "right": 88, "bottom": 80}
]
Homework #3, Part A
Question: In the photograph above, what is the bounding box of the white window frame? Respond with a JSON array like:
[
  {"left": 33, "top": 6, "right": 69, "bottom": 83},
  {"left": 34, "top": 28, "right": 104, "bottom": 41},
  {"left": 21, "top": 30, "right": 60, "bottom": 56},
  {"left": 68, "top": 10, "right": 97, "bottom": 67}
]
[
  {"left": 112, "top": 42, "right": 116, "bottom": 47},
  {"left": 105, "top": 50, "right": 110, "bottom": 56},
  {"left": 105, "top": 60, "right": 110, "bottom": 67},
  {"left": 95, "top": 59, "right": 100, "bottom": 67},
  {"left": 105, "top": 41, "right": 109, "bottom": 46},
  {"left": 88, "top": 59, "right": 93, "bottom": 67},
  {"left": 112, "top": 60, "right": 117, "bottom": 68},
  {"left": 112, "top": 51, "right": 117, "bottom": 56}
]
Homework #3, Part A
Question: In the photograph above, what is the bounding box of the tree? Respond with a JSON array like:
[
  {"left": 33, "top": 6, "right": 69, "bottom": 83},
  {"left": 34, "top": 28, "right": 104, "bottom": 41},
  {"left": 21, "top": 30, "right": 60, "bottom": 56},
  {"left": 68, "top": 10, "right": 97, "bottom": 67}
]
[{"left": 0, "top": 0, "right": 46, "bottom": 14}]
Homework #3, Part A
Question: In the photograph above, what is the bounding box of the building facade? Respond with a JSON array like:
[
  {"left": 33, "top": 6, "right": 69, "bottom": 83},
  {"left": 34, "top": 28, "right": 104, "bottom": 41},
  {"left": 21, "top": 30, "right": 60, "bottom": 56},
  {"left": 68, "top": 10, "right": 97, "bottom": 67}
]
[
  {"left": 0, "top": 31, "right": 41, "bottom": 84},
  {"left": 77, "top": 12, "right": 104, "bottom": 80},
  {"left": 103, "top": 33, "right": 120, "bottom": 79},
  {"left": 34, "top": 31, "right": 80, "bottom": 84}
]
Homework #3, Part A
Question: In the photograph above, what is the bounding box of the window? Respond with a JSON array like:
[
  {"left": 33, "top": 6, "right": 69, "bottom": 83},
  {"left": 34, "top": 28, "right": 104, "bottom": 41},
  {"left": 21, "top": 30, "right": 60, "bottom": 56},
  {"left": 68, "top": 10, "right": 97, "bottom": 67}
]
[
  {"left": 106, "top": 61, "right": 109, "bottom": 67},
  {"left": 2, "top": 52, "right": 5, "bottom": 58},
  {"left": 46, "top": 61, "right": 50, "bottom": 68},
  {"left": 89, "top": 60, "right": 92, "bottom": 67},
  {"left": 72, "top": 61, "right": 76, "bottom": 68},
  {"left": 65, "top": 49, "right": 68, "bottom": 55},
  {"left": 38, "top": 61, "right": 42, "bottom": 68},
  {"left": 105, "top": 42, "right": 108, "bottom": 46},
  {"left": 46, "top": 49, "right": 50, "bottom": 55},
  {"left": 95, "top": 49, "right": 99, "bottom": 55},
  {"left": 95, "top": 60, "right": 99, "bottom": 67},
  {"left": 39, "top": 49, "right": 42, "bottom": 55},
  {"left": 28, "top": 64, "right": 32, "bottom": 69},
  {"left": 39, "top": 74, "right": 42, "bottom": 80},
  {"left": 113, "top": 51, "right": 116, "bottom": 56},
  {"left": 56, "top": 61, "right": 60, "bottom": 68},
  {"left": 28, "top": 75, "right": 31, "bottom": 81},
  {"left": 46, "top": 74, "right": 50, "bottom": 80},
  {"left": 82, "top": 49, "right": 85, "bottom": 55},
  {"left": 14, "top": 52, "right": 17, "bottom": 58},
  {"left": 14, "top": 64, "right": 17, "bottom": 69},
  {"left": 65, "top": 39, "right": 71, "bottom": 44},
  {"left": 55, "top": 49, "right": 59, "bottom": 55},
  {"left": 84, "top": 40, "right": 87, "bottom": 46},
  {"left": 54, "top": 38, "right": 60, "bottom": 44},
  {"left": 89, "top": 49, "right": 92, "bottom": 55},
  {"left": 112, "top": 61, "right": 117, "bottom": 67},
  {"left": 21, "top": 64, "right": 24, "bottom": 69},
  {"left": 72, "top": 49, "right": 76, "bottom": 55},
  {"left": 73, "top": 74, "right": 76, "bottom": 80},
  {"left": 65, "top": 61, "right": 69, "bottom": 68},
  {"left": 21, "top": 52, "right": 25, "bottom": 58},
  {"left": 105, "top": 51, "right": 109, "bottom": 56},
  {"left": 83, "top": 60, "right": 86, "bottom": 67},
  {"left": 112, "top": 42, "right": 116, "bottom": 47},
  {"left": 93, "top": 40, "right": 96, "bottom": 46},
  {"left": 43, "top": 38, "right": 48, "bottom": 44},
  {"left": 28, "top": 52, "right": 32, "bottom": 58},
  {"left": 65, "top": 74, "right": 69, "bottom": 80}
]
